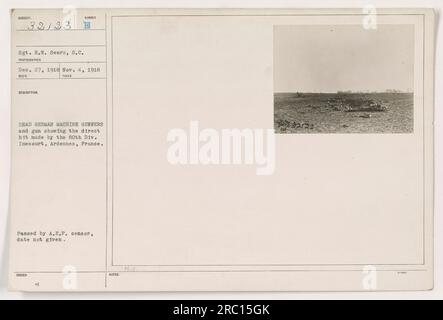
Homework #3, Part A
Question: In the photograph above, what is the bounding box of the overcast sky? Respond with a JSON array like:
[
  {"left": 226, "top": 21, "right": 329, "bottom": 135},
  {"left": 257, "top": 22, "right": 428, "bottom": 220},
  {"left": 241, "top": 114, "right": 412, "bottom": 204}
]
[{"left": 274, "top": 24, "right": 415, "bottom": 93}]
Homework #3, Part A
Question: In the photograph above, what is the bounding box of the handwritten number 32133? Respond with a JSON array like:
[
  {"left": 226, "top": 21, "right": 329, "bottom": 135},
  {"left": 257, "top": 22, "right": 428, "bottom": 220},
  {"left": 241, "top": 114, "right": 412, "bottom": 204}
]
[{"left": 27, "top": 20, "right": 72, "bottom": 31}]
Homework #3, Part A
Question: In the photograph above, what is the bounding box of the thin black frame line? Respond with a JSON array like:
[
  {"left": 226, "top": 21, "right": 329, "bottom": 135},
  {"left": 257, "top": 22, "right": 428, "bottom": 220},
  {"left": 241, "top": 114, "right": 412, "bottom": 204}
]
[
  {"left": 16, "top": 61, "right": 106, "bottom": 63},
  {"left": 111, "top": 263, "right": 425, "bottom": 267},
  {"left": 15, "top": 44, "right": 105, "bottom": 47},
  {"left": 105, "top": 12, "right": 109, "bottom": 289},
  {"left": 15, "top": 29, "right": 105, "bottom": 32},
  {"left": 113, "top": 14, "right": 426, "bottom": 18},
  {"left": 14, "top": 269, "right": 428, "bottom": 274},
  {"left": 110, "top": 16, "right": 115, "bottom": 268},
  {"left": 16, "top": 77, "right": 106, "bottom": 80},
  {"left": 422, "top": 14, "right": 426, "bottom": 266}
]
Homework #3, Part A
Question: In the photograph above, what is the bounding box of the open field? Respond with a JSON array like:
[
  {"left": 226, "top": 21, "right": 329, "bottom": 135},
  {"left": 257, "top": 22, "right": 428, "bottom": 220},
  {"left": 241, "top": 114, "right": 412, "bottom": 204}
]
[{"left": 274, "top": 93, "right": 414, "bottom": 134}]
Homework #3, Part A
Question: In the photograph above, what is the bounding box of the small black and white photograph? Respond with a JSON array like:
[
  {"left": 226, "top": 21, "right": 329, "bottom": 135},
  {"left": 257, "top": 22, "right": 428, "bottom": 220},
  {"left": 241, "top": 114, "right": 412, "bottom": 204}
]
[{"left": 274, "top": 24, "right": 415, "bottom": 134}]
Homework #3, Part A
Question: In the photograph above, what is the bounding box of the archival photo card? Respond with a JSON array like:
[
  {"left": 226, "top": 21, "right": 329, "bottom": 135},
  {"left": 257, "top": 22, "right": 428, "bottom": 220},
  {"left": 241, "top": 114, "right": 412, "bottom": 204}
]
[{"left": 9, "top": 8, "right": 434, "bottom": 292}]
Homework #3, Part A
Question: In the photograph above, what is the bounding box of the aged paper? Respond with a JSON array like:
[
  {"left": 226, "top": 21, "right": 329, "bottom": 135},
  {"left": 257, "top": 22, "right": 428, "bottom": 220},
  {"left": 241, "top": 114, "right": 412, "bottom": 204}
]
[{"left": 9, "top": 8, "right": 435, "bottom": 291}]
